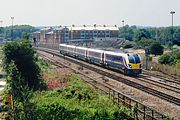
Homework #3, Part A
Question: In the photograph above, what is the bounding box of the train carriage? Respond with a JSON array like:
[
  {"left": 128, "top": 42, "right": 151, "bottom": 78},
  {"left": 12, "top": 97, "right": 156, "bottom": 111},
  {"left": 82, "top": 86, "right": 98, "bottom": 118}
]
[
  {"left": 66, "top": 45, "right": 76, "bottom": 57},
  {"left": 59, "top": 44, "right": 67, "bottom": 55},
  {"left": 75, "top": 46, "right": 87, "bottom": 60},
  {"left": 104, "top": 51, "right": 127, "bottom": 69},
  {"left": 87, "top": 49, "right": 104, "bottom": 64}
]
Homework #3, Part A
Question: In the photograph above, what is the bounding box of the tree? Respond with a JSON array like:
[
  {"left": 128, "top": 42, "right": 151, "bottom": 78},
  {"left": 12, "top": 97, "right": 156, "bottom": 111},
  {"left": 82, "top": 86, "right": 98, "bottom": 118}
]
[
  {"left": 150, "top": 42, "right": 164, "bottom": 56},
  {"left": 119, "top": 25, "right": 134, "bottom": 41},
  {"left": 173, "top": 27, "right": 180, "bottom": 45},
  {"left": 1, "top": 25, "right": 38, "bottom": 40},
  {"left": 137, "top": 38, "right": 155, "bottom": 48},
  {"left": 22, "top": 32, "right": 30, "bottom": 40},
  {"left": 134, "top": 29, "right": 151, "bottom": 41},
  {"left": 3, "top": 39, "right": 45, "bottom": 90}
]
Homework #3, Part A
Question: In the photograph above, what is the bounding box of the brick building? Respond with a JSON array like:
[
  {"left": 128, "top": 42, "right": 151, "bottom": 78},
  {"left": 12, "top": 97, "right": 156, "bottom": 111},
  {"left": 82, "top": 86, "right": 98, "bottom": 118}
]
[
  {"left": 68, "top": 25, "right": 119, "bottom": 40},
  {"left": 39, "top": 27, "right": 53, "bottom": 44},
  {"left": 32, "top": 25, "right": 119, "bottom": 45}
]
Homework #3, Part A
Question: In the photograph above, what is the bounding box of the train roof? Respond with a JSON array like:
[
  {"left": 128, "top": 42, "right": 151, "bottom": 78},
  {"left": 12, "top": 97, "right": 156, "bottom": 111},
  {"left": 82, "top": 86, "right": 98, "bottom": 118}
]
[
  {"left": 59, "top": 44, "right": 67, "bottom": 46},
  {"left": 104, "top": 51, "right": 127, "bottom": 56},
  {"left": 59, "top": 44, "right": 140, "bottom": 56},
  {"left": 76, "top": 46, "right": 88, "bottom": 50},
  {"left": 66, "top": 45, "right": 76, "bottom": 48},
  {"left": 87, "top": 48, "right": 104, "bottom": 53}
]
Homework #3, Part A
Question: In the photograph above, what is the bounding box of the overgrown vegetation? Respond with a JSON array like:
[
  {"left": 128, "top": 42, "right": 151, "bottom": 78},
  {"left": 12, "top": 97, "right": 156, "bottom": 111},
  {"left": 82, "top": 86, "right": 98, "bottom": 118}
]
[
  {"left": 2, "top": 39, "right": 46, "bottom": 119},
  {"left": 3, "top": 40, "right": 45, "bottom": 90},
  {"left": 159, "top": 49, "right": 180, "bottom": 65},
  {"left": 32, "top": 74, "right": 133, "bottom": 120},
  {"left": 157, "top": 49, "right": 180, "bottom": 76}
]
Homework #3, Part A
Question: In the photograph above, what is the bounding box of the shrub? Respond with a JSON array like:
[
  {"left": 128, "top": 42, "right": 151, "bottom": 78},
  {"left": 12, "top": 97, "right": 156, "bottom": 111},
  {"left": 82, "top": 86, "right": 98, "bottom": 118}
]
[
  {"left": 158, "top": 53, "right": 175, "bottom": 65},
  {"left": 173, "top": 49, "right": 180, "bottom": 60},
  {"left": 176, "top": 60, "right": 180, "bottom": 70},
  {"left": 150, "top": 42, "right": 164, "bottom": 56}
]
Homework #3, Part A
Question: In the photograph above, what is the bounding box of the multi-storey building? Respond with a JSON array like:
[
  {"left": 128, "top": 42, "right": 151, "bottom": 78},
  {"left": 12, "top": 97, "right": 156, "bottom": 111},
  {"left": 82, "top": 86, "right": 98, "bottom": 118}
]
[
  {"left": 39, "top": 27, "right": 53, "bottom": 44},
  {"left": 32, "top": 25, "right": 119, "bottom": 45},
  {"left": 68, "top": 25, "right": 119, "bottom": 40},
  {"left": 53, "top": 26, "right": 69, "bottom": 44}
]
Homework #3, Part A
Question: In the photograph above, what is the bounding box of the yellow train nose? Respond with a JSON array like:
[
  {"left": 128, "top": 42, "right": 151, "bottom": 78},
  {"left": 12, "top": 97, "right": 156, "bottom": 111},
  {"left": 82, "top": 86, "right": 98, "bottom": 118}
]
[{"left": 129, "top": 63, "right": 141, "bottom": 69}]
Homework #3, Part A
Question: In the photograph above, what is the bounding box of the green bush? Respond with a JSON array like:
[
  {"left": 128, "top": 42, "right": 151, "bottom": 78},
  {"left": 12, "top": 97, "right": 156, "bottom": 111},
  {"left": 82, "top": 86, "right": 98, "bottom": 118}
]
[
  {"left": 173, "top": 45, "right": 180, "bottom": 50},
  {"left": 158, "top": 53, "right": 175, "bottom": 65},
  {"left": 158, "top": 49, "right": 180, "bottom": 65},
  {"left": 176, "top": 60, "right": 180, "bottom": 70},
  {"left": 150, "top": 42, "right": 164, "bottom": 56},
  {"left": 173, "top": 49, "right": 180, "bottom": 60}
]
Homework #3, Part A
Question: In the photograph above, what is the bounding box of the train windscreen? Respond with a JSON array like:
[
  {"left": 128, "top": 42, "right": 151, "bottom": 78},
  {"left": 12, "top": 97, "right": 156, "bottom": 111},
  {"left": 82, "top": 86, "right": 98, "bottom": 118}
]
[{"left": 128, "top": 54, "right": 141, "bottom": 63}]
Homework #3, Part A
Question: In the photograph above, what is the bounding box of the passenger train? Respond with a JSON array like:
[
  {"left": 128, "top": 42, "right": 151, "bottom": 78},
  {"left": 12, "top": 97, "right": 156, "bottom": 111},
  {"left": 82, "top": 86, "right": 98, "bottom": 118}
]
[{"left": 59, "top": 44, "right": 142, "bottom": 76}]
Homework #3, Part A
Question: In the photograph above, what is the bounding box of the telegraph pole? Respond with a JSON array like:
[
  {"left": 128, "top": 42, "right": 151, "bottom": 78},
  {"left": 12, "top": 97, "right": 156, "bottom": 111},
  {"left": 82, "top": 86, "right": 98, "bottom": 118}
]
[
  {"left": 170, "top": 11, "right": 175, "bottom": 52},
  {"left": 122, "top": 20, "right": 124, "bottom": 27},
  {"left": 11, "top": 17, "right": 14, "bottom": 40}
]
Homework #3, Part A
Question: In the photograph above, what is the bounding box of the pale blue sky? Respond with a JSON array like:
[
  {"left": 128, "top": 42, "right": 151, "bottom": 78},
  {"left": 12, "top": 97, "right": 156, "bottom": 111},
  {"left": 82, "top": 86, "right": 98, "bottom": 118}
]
[{"left": 0, "top": 0, "right": 179, "bottom": 27}]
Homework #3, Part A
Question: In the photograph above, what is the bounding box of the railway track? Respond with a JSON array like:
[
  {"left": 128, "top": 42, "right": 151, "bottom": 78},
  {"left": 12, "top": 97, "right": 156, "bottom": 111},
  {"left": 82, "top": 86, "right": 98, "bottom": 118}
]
[
  {"left": 142, "top": 70, "right": 180, "bottom": 85},
  {"left": 37, "top": 47, "right": 180, "bottom": 107},
  {"left": 137, "top": 75, "right": 180, "bottom": 94}
]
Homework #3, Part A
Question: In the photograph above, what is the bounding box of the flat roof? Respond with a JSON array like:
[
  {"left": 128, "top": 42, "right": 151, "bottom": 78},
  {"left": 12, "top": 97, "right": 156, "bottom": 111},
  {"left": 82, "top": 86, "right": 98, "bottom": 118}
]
[{"left": 67, "top": 26, "right": 119, "bottom": 31}]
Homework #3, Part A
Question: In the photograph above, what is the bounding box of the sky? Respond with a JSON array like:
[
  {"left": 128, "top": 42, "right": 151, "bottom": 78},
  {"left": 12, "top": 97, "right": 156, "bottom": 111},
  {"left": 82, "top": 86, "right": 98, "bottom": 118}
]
[{"left": 0, "top": 0, "right": 179, "bottom": 27}]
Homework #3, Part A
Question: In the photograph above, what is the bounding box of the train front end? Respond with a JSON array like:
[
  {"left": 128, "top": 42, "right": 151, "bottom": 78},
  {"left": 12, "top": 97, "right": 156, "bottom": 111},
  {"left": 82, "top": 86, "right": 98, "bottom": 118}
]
[{"left": 124, "top": 53, "right": 142, "bottom": 76}]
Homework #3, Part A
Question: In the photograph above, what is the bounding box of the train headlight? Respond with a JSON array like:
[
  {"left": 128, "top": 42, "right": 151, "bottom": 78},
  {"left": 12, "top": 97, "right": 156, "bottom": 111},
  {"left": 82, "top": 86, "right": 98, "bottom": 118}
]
[{"left": 128, "top": 64, "right": 132, "bottom": 68}]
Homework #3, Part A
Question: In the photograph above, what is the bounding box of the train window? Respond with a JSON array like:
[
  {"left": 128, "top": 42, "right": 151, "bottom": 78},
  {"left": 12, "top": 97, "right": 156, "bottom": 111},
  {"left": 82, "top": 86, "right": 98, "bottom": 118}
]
[
  {"left": 89, "top": 51, "right": 101, "bottom": 58},
  {"left": 77, "top": 49, "right": 85, "bottom": 54},
  {"left": 106, "top": 54, "right": 112, "bottom": 61},
  {"left": 133, "top": 54, "right": 141, "bottom": 63},
  {"left": 113, "top": 56, "right": 120, "bottom": 62},
  {"left": 128, "top": 54, "right": 141, "bottom": 63},
  {"left": 119, "top": 56, "right": 123, "bottom": 63},
  {"left": 128, "top": 56, "right": 135, "bottom": 63},
  {"left": 106, "top": 54, "right": 120, "bottom": 62}
]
